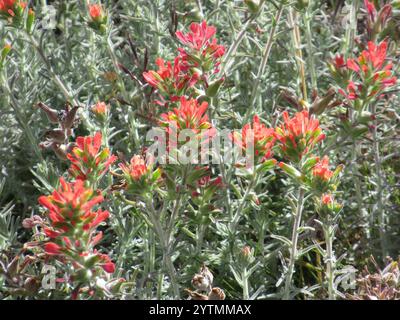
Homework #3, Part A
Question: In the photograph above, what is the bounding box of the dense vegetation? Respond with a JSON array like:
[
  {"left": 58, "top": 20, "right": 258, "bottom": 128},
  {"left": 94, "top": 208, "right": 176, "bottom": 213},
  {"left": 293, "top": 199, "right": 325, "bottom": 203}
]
[{"left": 0, "top": 0, "right": 399, "bottom": 300}]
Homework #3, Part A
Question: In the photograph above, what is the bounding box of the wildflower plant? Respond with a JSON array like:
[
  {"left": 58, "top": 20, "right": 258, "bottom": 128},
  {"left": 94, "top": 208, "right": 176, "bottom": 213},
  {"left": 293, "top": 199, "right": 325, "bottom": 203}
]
[{"left": 0, "top": 0, "right": 399, "bottom": 302}]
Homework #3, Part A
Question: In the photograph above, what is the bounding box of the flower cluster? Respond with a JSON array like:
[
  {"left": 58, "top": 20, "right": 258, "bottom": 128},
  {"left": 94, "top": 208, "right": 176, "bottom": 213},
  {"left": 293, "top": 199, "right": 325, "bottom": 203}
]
[
  {"left": 143, "top": 21, "right": 225, "bottom": 107},
  {"left": 35, "top": 131, "right": 120, "bottom": 298},
  {"left": 331, "top": 41, "right": 396, "bottom": 104},
  {"left": 274, "top": 111, "right": 343, "bottom": 197},
  {"left": 275, "top": 110, "right": 325, "bottom": 163},
  {"left": 308, "top": 156, "right": 343, "bottom": 193},
  {"left": 143, "top": 57, "right": 198, "bottom": 104},
  {"left": 118, "top": 155, "right": 162, "bottom": 196},
  {"left": 0, "top": 0, "right": 34, "bottom": 31},
  {"left": 318, "top": 193, "right": 342, "bottom": 218},
  {"left": 160, "top": 97, "right": 212, "bottom": 132},
  {"left": 39, "top": 178, "right": 112, "bottom": 272},
  {"left": 232, "top": 115, "right": 276, "bottom": 163},
  {"left": 91, "top": 101, "right": 110, "bottom": 122},
  {"left": 0, "top": 0, "right": 25, "bottom": 17},
  {"left": 176, "top": 20, "right": 225, "bottom": 74},
  {"left": 67, "top": 132, "right": 117, "bottom": 182}
]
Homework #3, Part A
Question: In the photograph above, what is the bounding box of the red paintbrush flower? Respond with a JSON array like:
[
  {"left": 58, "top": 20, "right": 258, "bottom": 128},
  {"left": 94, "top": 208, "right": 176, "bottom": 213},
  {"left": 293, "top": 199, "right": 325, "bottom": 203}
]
[
  {"left": 67, "top": 132, "right": 117, "bottom": 182},
  {"left": 0, "top": 0, "right": 26, "bottom": 15},
  {"left": 339, "top": 41, "right": 396, "bottom": 101},
  {"left": 312, "top": 156, "right": 333, "bottom": 181},
  {"left": 275, "top": 110, "right": 325, "bottom": 163},
  {"left": 87, "top": 3, "right": 107, "bottom": 34},
  {"left": 143, "top": 57, "right": 199, "bottom": 103},
  {"left": 39, "top": 177, "right": 114, "bottom": 277},
  {"left": 89, "top": 4, "right": 103, "bottom": 20},
  {"left": 119, "top": 155, "right": 149, "bottom": 181},
  {"left": 99, "top": 254, "right": 115, "bottom": 273},
  {"left": 38, "top": 178, "right": 105, "bottom": 231},
  {"left": 44, "top": 242, "right": 62, "bottom": 255},
  {"left": 176, "top": 21, "right": 225, "bottom": 73},
  {"left": 231, "top": 115, "right": 276, "bottom": 162},
  {"left": 364, "top": 0, "right": 376, "bottom": 20},
  {"left": 160, "top": 96, "right": 211, "bottom": 132},
  {"left": 176, "top": 21, "right": 225, "bottom": 59},
  {"left": 322, "top": 193, "right": 334, "bottom": 205}
]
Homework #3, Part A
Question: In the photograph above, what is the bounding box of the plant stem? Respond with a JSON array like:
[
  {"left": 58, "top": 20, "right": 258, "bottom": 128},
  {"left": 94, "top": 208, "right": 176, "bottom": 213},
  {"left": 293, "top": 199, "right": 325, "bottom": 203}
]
[
  {"left": 323, "top": 224, "right": 336, "bottom": 300},
  {"left": 343, "top": 0, "right": 360, "bottom": 57},
  {"left": 371, "top": 104, "right": 387, "bottom": 259},
  {"left": 242, "top": 268, "right": 249, "bottom": 300},
  {"left": 230, "top": 172, "right": 258, "bottom": 231},
  {"left": 349, "top": 109, "right": 369, "bottom": 240},
  {"left": 220, "top": 0, "right": 266, "bottom": 76},
  {"left": 283, "top": 187, "right": 305, "bottom": 300},
  {"left": 246, "top": 3, "right": 284, "bottom": 121},
  {"left": 304, "top": 6, "right": 317, "bottom": 90},
  {"left": 288, "top": 8, "right": 307, "bottom": 101},
  {"left": 145, "top": 199, "right": 180, "bottom": 299}
]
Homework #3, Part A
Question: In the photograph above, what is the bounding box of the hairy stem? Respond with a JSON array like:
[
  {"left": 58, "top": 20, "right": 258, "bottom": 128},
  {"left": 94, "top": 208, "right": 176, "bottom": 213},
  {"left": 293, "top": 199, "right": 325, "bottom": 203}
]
[
  {"left": 145, "top": 199, "right": 180, "bottom": 299},
  {"left": 288, "top": 8, "right": 307, "bottom": 101},
  {"left": 323, "top": 224, "right": 336, "bottom": 300},
  {"left": 231, "top": 172, "right": 258, "bottom": 231},
  {"left": 283, "top": 187, "right": 305, "bottom": 300},
  {"left": 371, "top": 104, "right": 387, "bottom": 259},
  {"left": 246, "top": 3, "right": 284, "bottom": 121},
  {"left": 242, "top": 268, "right": 249, "bottom": 300}
]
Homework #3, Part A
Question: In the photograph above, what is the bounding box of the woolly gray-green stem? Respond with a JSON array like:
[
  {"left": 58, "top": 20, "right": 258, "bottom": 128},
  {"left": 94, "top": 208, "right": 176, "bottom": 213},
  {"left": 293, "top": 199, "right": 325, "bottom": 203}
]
[{"left": 283, "top": 187, "right": 305, "bottom": 300}]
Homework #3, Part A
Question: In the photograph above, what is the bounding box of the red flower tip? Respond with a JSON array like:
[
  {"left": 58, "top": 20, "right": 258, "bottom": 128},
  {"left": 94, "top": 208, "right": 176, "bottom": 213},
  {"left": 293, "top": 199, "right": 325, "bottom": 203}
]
[
  {"left": 89, "top": 4, "right": 103, "bottom": 20},
  {"left": 45, "top": 242, "right": 62, "bottom": 255},
  {"left": 322, "top": 194, "right": 334, "bottom": 205}
]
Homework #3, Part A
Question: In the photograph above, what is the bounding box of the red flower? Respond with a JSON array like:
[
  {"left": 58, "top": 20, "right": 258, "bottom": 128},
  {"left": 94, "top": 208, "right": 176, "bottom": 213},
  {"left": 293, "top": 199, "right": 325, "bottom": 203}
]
[
  {"left": 333, "top": 55, "right": 346, "bottom": 69},
  {"left": 67, "top": 132, "right": 117, "bottom": 181},
  {"left": 275, "top": 110, "right": 325, "bottom": 162},
  {"left": 89, "top": 4, "right": 103, "bottom": 20},
  {"left": 143, "top": 57, "right": 199, "bottom": 102},
  {"left": 39, "top": 177, "right": 114, "bottom": 280},
  {"left": 176, "top": 21, "right": 225, "bottom": 74},
  {"left": 176, "top": 21, "right": 225, "bottom": 59},
  {"left": 0, "top": 0, "right": 26, "bottom": 16},
  {"left": 176, "top": 21, "right": 216, "bottom": 51},
  {"left": 339, "top": 41, "right": 396, "bottom": 101},
  {"left": 99, "top": 254, "right": 115, "bottom": 273},
  {"left": 160, "top": 96, "right": 211, "bottom": 132},
  {"left": 364, "top": 0, "right": 376, "bottom": 20},
  {"left": 119, "top": 155, "right": 149, "bottom": 181},
  {"left": 45, "top": 242, "right": 62, "bottom": 255},
  {"left": 312, "top": 156, "right": 333, "bottom": 181},
  {"left": 38, "top": 178, "right": 105, "bottom": 231},
  {"left": 38, "top": 177, "right": 108, "bottom": 249},
  {"left": 232, "top": 115, "right": 276, "bottom": 161},
  {"left": 322, "top": 193, "right": 334, "bottom": 205},
  {"left": 359, "top": 41, "right": 387, "bottom": 70},
  {"left": 91, "top": 101, "right": 109, "bottom": 116},
  {"left": 346, "top": 59, "right": 360, "bottom": 72},
  {"left": 339, "top": 80, "right": 360, "bottom": 100}
]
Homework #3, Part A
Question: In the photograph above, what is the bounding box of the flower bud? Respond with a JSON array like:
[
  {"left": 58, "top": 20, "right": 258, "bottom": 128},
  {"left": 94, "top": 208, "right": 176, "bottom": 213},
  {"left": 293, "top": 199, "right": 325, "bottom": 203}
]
[
  {"left": 244, "top": 0, "right": 260, "bottom": 14},
  {"left": 26, "top": 8, "right": 35, "bottom": 34}
]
